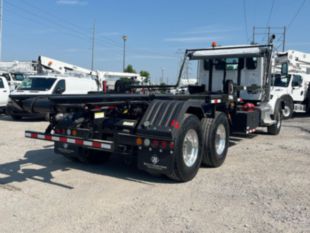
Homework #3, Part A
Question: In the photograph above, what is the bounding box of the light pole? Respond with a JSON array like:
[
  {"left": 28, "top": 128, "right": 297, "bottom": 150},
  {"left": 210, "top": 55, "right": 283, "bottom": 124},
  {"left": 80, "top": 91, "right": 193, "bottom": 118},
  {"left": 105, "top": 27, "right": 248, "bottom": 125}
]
[{"left": 122, "top": 35, "right": 128, "bottom": 71}]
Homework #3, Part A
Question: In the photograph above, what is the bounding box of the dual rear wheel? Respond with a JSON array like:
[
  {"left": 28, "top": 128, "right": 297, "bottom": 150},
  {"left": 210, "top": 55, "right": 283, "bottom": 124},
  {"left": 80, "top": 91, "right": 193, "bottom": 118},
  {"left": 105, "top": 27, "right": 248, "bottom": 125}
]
[{"left": 168, "top": 113, "right": 229, "bottom": 182}]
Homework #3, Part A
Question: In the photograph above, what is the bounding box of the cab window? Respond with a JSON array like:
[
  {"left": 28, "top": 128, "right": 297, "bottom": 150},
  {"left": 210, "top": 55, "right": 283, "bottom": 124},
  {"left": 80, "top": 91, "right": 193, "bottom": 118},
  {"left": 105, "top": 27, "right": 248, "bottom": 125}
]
[
  {"left": 246, "top": 57, "right": 258, "bottom": 70},
  {"left": 292, "top": 75, "right": 302, "bottom": 87},
  {"left": 203, "top": 59, "right": 211, "bottom": 70},
  {"left": 214, "top": 58, "right": 243, "bottom": 70},
  {"left": 226, "top": 58, "right": 239, "bottom": 70},
  {"left": 0, "top": 78, "right": 4, "bottom": 88},
  {"left": 53, "top": 80, "right": 66, "bottom": 94},
  {"left": 281, "top": 63, "right": 288, "bottom": 75}
]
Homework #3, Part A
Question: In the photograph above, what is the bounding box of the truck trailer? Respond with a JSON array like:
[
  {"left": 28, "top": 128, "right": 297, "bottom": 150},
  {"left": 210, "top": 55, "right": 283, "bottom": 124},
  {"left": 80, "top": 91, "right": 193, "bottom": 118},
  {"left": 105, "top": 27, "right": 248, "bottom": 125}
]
[{"left": 23, "top": 43, "right": 282, "bottom": 182}]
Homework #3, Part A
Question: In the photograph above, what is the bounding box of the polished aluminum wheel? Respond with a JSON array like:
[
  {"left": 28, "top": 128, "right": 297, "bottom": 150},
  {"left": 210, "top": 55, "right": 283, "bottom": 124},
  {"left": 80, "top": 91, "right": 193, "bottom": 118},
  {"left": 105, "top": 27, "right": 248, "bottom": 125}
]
[
  {"left": 215, "top": 124, "right": 226, "bottom": 155},
  {"left": 182, "top": 129, "right": 199, "bottom": 167}
]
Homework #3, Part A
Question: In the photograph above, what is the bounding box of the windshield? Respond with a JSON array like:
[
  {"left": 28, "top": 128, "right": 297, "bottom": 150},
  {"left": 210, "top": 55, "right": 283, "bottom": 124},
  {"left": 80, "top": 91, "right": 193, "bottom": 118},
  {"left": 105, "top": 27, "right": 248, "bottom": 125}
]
[
  {"left": 18, "top": 77, "right": 56, "bottom": 91},
  {"left": 272, "top": 74, "right": 291, "bottom": 87},
  {"left": 13, "top": 73, "right": 25, "bottom": 81}
]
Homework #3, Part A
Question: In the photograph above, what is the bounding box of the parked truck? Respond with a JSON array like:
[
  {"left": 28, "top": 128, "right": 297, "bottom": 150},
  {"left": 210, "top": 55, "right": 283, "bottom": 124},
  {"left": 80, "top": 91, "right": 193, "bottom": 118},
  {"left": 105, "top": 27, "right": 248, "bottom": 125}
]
[
  {"left": 271, "top": 50, "right": 310, "bottom": 118},
  {"left": 0, "top": 76, "right": 10, "bottom": 113},
  {"left": 38, "top": 55, "right": 146, "bottom": 91},
  {"left": 7, "top": 74, "right": 100, "bottom": 120},
  {"left": 23, "top": 42, "right": 282, "bottom": 182}
]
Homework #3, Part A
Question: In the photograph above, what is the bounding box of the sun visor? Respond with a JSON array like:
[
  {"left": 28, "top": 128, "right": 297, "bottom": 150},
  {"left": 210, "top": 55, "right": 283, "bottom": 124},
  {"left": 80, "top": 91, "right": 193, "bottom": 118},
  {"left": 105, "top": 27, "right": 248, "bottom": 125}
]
[{"left": 190, "top": 47, "right": 265, "bottom": 59}]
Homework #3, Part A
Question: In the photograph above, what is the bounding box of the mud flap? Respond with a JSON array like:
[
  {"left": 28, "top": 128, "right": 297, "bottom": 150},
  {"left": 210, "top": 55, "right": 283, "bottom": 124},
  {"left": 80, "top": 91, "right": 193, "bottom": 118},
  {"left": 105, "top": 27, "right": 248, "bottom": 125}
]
[{"left": 137, "top": 148, "right": 174, "bottom": 175}]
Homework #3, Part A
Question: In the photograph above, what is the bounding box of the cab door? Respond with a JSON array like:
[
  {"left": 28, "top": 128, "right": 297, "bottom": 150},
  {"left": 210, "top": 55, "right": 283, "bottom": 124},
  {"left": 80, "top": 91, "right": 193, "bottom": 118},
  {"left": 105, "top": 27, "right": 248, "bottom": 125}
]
[
  {"left": 291, "top": 75, "right": 304, "bottom": 102},
  {"left": 0, "top": 77, "right": 9, "bottom": 106}
]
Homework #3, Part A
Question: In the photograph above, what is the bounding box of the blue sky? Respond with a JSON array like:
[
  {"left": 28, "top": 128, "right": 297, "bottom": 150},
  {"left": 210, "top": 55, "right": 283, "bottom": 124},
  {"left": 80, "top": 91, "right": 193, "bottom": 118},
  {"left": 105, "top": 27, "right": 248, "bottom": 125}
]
[{"left": 3, "top": 0, "right": 310, "bottom": 83}]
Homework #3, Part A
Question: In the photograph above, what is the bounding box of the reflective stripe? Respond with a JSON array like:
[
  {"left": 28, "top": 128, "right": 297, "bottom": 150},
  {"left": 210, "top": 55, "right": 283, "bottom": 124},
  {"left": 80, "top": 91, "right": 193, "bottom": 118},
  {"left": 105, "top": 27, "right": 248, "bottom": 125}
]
[
  {"left": 25, "top": 131, "right": 113, "bottom": 151},
  {"left": 37, "top": 134, "right": 45, "bottom": 139},
  {"left": 83, "top": 141, "right": 93, "bottom": 147},
  {"left": 101, "top": 143, "right": 112, "bottom": 150},
  {"left": 52, "top": 136, "right": 60, "bottom": 141},
  {"left": 67, "top": 138, "right": 76, "bottom": 144}
]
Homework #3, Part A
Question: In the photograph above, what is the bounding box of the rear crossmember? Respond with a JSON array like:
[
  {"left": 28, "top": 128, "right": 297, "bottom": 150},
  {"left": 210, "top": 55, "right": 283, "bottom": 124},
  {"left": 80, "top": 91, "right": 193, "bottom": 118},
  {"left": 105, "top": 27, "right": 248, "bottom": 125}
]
[{"left": 25, "top": 131, "right": 113, "bottom": 151}]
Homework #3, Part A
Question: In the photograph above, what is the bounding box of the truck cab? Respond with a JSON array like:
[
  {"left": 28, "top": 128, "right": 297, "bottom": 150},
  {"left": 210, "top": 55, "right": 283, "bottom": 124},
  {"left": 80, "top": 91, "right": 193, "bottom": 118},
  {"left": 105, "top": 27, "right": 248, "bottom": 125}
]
[
  {"left": 270, "top": 50, "right": 310, "bottom": 118},
  {"left": 0, "top": 72, "right": 25, "bottom": 91},
  {"left": 271, "top": 72, "right": 310, "bottom": 117}
]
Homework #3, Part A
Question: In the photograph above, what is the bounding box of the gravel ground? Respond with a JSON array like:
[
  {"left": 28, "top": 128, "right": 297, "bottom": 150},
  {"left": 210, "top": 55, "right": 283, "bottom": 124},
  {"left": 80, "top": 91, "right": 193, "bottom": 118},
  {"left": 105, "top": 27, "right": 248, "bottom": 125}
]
[{"left": 0, "top": 114, "right": 309, "bottom": 233}]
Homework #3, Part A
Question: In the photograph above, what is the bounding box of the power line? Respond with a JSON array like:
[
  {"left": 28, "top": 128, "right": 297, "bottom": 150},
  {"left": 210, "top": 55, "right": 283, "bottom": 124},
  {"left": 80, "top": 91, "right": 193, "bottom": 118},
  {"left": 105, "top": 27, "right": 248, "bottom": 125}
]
[
  {"left": 19, "top": 0, "right": 124, "bottom": 49},
  {"left": 242, "top": 0, "right": 249, "bottom": 42},
  {"left": 20, "top": 0, "right": 122, "bottom": 47},
  {"left": 4, "top": 0, "right": 178, "bottom": 67},
  {"left": 266, "top": 0, "right": 275, "bottom": 26},
  {"left": 4, "top": 0, "right": 123, "bottom": 49},
  {"left": 287, "top": 0, "right": 306, "bottom": 29}
]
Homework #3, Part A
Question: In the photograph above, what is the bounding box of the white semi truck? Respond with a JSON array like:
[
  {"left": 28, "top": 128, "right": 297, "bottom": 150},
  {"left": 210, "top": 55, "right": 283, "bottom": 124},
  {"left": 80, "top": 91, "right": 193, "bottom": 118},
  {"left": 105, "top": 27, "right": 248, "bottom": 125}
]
[{"left": 270, "top": 50, "right": 310, "bottom": 118}]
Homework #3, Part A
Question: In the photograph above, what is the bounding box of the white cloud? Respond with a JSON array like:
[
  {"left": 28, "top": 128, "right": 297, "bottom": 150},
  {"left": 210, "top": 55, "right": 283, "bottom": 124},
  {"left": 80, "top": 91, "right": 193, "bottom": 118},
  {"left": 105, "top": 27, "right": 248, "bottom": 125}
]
[
  {"left": 185, "top": 26, "right": 241, "bottom": 35},
  {"left": 56, "top": 0, "right": 88, "bottom": 6},
  {"left": 164, "top": 36, "right": 222, "bottom": 43}
]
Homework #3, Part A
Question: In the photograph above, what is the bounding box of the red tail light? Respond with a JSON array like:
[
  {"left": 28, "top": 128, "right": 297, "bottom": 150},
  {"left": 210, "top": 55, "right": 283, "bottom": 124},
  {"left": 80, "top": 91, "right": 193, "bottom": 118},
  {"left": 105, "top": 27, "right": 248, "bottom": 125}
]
[
  {"left": 170, "top": 119, "right": 180, "bottom": 129},
  {"left": 151, "top": 140, "right": 159, "bottom": 148},
  {"left": 54, "top": 129, "right": 65, "bottom": 134},
  {"left": 160, "top": 141, "right": 167, "bottom": 149},
  {"left": 169, "top": 142, "right": 175, "bottom": 150}
]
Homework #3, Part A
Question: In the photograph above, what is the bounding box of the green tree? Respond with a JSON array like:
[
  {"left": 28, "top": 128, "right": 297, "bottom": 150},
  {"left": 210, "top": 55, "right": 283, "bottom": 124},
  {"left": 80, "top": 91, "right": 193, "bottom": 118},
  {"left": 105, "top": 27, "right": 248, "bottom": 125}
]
[
  {"left": 124, "top": 64, "right": 136, "bottom": 73},
  {"left": 140, "top": 70, "right": 150, "bottom": 84}
]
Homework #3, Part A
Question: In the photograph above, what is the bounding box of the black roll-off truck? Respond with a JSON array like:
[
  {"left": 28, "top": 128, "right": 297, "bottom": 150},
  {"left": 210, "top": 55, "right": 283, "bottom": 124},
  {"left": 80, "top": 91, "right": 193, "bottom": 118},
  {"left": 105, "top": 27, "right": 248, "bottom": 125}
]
[{"left": 24, "top": 42, "right": 282, "bottom": 182}]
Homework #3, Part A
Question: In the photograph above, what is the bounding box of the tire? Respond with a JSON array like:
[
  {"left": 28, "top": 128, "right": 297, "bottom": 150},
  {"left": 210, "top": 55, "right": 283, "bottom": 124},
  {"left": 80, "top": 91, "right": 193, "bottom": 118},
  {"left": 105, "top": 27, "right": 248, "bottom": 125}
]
[
  {"left": 201, "top": 112, "right": 230, "bottom": 168},
  {"left": 114, "top": 80, "right": 122, "bottom": 93},
  {"left": 167, "top": 115, "right": 203, "bottom": 182},
  {"left": 281, "top": 96, "right": 294, "bottom": 119},
  {"left": 11, "top": 115, "right": 22, "bottom": 120},
  {"left": 267, "top": 107, "right": 282, "bottom": 135}
]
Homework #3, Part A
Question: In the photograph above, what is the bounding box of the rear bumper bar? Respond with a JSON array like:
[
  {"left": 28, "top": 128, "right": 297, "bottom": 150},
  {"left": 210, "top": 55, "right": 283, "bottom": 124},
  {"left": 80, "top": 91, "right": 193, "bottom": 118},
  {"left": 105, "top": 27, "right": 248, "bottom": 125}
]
[{"left": 25, "top": 130, "right": 114, "bottom": 152}]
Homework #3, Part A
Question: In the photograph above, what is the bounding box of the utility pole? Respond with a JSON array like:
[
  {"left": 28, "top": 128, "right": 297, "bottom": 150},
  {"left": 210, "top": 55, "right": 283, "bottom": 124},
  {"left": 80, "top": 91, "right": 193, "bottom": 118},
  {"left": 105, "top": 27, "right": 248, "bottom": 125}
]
[
  {"left": 91, "top": 21, "right": 96, "bottom": 71},
  {"left": 283, "top": 26, "right": 286, "bottom": 52},
  {"left": 0, "top": 0, "right": 3, "bottom": 61},
  {"left": 122, "top": 35, "right": 128, "bottom": 71}
]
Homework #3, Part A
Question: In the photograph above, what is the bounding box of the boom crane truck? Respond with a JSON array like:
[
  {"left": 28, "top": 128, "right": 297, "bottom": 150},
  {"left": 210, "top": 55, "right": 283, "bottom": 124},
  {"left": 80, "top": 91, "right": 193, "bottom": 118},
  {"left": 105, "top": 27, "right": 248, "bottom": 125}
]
[
  {"left": 38, "top": 55, "right": 146, "bottom": 92},
  {"left": 24, "top": 42, "right": 282, "bottom": 182},
  {"left": 270, "top": 50, "right": 310, "bottom": 118}
]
